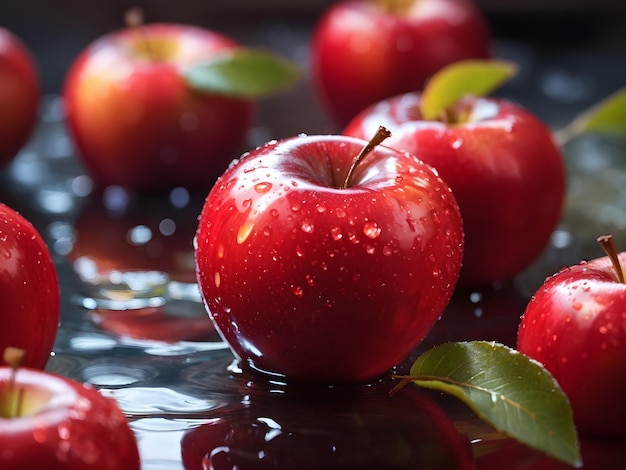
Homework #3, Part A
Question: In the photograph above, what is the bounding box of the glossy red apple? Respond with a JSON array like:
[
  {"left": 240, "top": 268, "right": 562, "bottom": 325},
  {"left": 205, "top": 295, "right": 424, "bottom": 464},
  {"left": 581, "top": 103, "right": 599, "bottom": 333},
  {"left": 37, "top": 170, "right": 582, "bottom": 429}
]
[
  {"left": 311, "top": 0, "right": 491, "bottom": 126},
  {"left": 0, "top": 349, "right": 140, "bottom": 469},
  {"left": 63, "top": 22, "right": 255, "bottom": 194},
  {"left": 0, "top": 203, "right": 59, "bottom": 370},
  {"left": 194, "top": 130, "right": 464, "bottom": 383},
  {"left": 344, "top": 93, "right": 565, "bottom": 286},
  {"left": 517, "top": 234, "right": 626, "bottom": 437},
  {"left": 0, "top": 27, "right": 40, "bottom": 166},
  {"left": 181, "top": 377, "right": 474, "bottom": 469}
]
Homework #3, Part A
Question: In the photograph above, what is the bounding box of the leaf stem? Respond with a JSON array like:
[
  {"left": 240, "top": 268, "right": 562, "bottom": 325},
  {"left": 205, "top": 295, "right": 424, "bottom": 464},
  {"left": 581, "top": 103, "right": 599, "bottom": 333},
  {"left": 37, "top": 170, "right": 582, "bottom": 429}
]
[
  {"left": 597, "top": 234, "right": 625, "bottom": 283},
  {"left": 343, "top": 126, "right": 391, "bottom": 189},
  {"left": 2, "top": 347, "right": 26, "bottom": 418},
  {"left": 124, "top": 7, "right": 155, "bottom": 61}
]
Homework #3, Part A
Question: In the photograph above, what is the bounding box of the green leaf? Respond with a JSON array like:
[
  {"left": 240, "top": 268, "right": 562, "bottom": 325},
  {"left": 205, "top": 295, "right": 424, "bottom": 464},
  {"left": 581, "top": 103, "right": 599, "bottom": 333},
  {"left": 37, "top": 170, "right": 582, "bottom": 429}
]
[
  {"left": 182, "top": 48, "right": 301, "bottom": 98},
  {"left": 420, "top": 60, "right": 518, "bottom": 121},
  {"left": 569, "top": 86, "right": 626, "bottom": 136},
  {"left": 398, "top": 341, "right": 581, "bottom": 468}
]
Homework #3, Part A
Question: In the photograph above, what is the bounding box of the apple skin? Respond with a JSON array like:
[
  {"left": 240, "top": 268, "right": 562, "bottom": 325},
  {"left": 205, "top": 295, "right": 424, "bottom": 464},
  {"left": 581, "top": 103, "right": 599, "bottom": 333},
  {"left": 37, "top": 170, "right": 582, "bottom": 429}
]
[
  {"left": 311, "top": 0, "right": 491, "bottom": 126},
  {"left": 0, "top": 27, "right": 40, "bottom": 166},
  {"left": 344, "top": 94, "right": 565, "bottom": 286},
  {"left": 194, "top": 134, "right": 464, "bottom": 383},
  {"left": 0, "top": 367, "right": 140, "bottom": 469},
  {"left": 181, "top": 378, "right": 474, "bottom": 470},
  {"left": 517, "top": 253, "right": 626, "bottom": 437},
  {"left": 63, "top": 23, "right": 255, "bottom": 194},
  {"left": 0, "top": 203, "right": 59, "bottom": 370}
]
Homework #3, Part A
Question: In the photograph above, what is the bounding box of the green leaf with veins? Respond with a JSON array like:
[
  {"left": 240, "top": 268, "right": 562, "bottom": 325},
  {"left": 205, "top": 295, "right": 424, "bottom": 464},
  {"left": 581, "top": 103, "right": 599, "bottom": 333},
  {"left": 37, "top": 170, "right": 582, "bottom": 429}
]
[
  {"left": 419, "top": 60, "right": 518, "bottom": 121},
  {"left": 182, "top": 48, "right": 301, "bottom": 98},
  {"left": 393, "top": 341, "right": 581, "bottom": 468}
]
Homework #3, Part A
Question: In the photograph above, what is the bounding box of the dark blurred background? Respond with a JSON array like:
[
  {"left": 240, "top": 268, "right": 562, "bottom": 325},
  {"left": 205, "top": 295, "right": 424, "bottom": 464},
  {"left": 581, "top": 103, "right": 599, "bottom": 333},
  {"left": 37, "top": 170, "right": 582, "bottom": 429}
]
[{"left": 2, "top": 0, "right": 625, "bottom": 94}]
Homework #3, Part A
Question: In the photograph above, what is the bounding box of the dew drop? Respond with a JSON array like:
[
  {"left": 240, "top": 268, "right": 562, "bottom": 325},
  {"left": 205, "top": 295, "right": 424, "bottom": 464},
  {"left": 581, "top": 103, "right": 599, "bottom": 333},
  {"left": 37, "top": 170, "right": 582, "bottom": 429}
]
[
  {"left": 316, "top": 204, "right": 327, "bottom": 213},
  {"left": 382, "top": 245, "right": 393, "bottom": 256},
  {"left": 214, "top": 272, "right": 221, "bottom": 288},
  {"left": 430, "top": 210, "right": 441, "bottom": 226},
  {"left": 450, "top": 137, "right": 463, "bottom": 149},
  {"left": 237, "top": 222, "right": 254, "bottom": 244},
  {"left": 254, "top": 182, "right": 272, "bottom": 193},
  {"left": 292, "top": 285, "right": 303, "bottom": 297},
  {"left": 363, "top": 221, "right": 381, "bottom": 239},
  {"left": 572, "top": 302, "right": 582, "bottom": 311},
  {"left": 291, "top": 203, "right": 301, "bottom": 212},
  {"left": 305, "top": 274, "right": 315, "bottom": 286},
  {"left": 217, "top": 244, "right": 225, "bottom": 259},
  {"left": 365, "top": 245, "right": 375, "bottom": 254},
  {"left": 295, "top": 246, "right": 305, "bottom": 257},
  {"left": 335, "top": 208, "right": 346, "bottom": 218},
  {"left": 300, "top": 220, "right": 314, "bottom": 234},
  {"left": 330, "top": 227, "right": 343, "bottom": 240},
  {"left": 270, "top": 209, "right": 279, "bottom": 217}
]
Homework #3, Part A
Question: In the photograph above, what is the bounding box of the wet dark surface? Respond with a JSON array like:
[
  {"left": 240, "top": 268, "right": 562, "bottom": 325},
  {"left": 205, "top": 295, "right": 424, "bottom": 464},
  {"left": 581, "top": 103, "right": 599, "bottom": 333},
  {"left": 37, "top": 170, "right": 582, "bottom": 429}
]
[{"left": 2, "top": 5, "right": 626, "bottom": 469}]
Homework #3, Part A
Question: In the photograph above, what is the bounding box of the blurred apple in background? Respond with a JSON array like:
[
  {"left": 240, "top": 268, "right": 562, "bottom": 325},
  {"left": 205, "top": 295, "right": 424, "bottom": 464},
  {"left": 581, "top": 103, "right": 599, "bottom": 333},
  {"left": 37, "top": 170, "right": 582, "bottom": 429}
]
[
  {"left": 311, "top": 0, "right": 491, "bottom": 126},
  {"left": 344, "top": 61, "right": 565, "bottom": 286},
  {"left": 63, "top": 11, "right": 299, "bottom": 194},
  {"left": 0, "top": 27, "right": 40, "bottom": 167},
  {"left": 0, "top": 203, "right": 59, "bottom": 370}
]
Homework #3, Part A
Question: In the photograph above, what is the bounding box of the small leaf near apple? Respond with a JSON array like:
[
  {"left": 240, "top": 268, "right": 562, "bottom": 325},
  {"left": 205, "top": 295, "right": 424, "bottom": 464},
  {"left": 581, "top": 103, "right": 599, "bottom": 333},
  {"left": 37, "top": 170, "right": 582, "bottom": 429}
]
[
  {"left": 391, "top": 341, "right": 582, "bottom": 468},
  {"left": 419, "top": 59, "right": 518, "bottom": 121},
  {"left": 182, "top": 49, "right": 301, "bottom": 98}
]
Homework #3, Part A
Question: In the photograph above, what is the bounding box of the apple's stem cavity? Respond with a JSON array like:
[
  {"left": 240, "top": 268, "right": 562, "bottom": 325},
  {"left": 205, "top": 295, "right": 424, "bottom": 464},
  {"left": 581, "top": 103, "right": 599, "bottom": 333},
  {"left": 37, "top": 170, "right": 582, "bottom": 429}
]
[
  {"left": 343, "top": 126, "right": 392, "bottom": 189},
  {"left": 1, "top": 347, "right": 26, "bottom": 418},
  {"left": 598, "top": 234, "right": 625, "bottom": 284},
  {"left": 375, "top": 0, "right": 414, "bottom": 15},
  {"left": 125, "top": 7, "right": 155, "bottom": 61}
]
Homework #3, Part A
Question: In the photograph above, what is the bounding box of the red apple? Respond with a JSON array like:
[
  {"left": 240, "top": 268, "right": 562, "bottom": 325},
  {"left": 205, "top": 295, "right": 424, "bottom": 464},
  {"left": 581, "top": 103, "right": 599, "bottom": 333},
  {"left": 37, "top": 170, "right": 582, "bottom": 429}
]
[
  {"left": 0, "top": 203, "right": 59, "bottom": 369},
  {"left": 194, "top": 130, "right": 464, "bottom": 383},
  {"left": 0, "top": 27, "right": 40, "bottom": 166},
  {"left": 181, "top": 376, "right": 474, "bottom": 469},
  {"left": 344, "top": 93, "right": 565, "bottom": 286},
  {"left": 0, "top": 350, "right": 140, "bottom": 469},
  {"left": 311, "top": 0, "right": 491, "bottom": 126},
  {"left": 517, "top": 234, "right": 626, "bottom": 437},
  {"left": 63, "top": 22, "right": 255, "bottom": 194}
]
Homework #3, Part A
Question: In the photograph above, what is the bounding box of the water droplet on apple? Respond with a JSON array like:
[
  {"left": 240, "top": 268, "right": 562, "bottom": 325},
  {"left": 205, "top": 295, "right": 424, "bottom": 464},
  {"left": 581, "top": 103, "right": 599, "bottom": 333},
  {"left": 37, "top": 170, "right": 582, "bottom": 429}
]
[
  {"left": 335, "top": 208, "right": 346, "bottom": 218},
  {"left": 572, "top": 302, "right": 582, "bottom": 311},
  {"left": 316, "top": 204, "right": 327, "bottom": 213},
  {"left": 254, "top": 182, "right": 272, "bottom": 193},
  {"left": 365, "top": 245, "right": 375, "bottom": 254},
  {"left": 363, "top": 221, "right": 381, "bottom": 239},
  {"left": 292, "top": 285, "right": 303, "bottom": 296},
  {"left": 348, "top": 232, "right": 359, "bottom": 244},
  {"left": 382, "top": 245, "right": 393, "bottom": 256},
  {"left": 295, "top": 246, "right": 305, "bottom": 257},
  {"left": 300, "top": 220, "right": 314, "bottom": 234},
  {"left": 270, "top": 209, "right": 279, "bottom": 217},
  {"left": 330, "top": 226, "right": 343, "bottom": 240},
  {"left": 305, "top": 274, "right": 315, "bottom": 286},
  {"left": 450, "top": 137, "right": 463, "bottom": 149},
  {"left": 237, "top": 222, "right": 254, "bottom": 244},
  {"left": 263, "top": 227, "right": 272, "bottom": 237},
  {"left": 291, "top": 203, "right": 301, "bottom": 212},
  {"left": 430, "top": 210, "right": 441, "bottom": 226}
]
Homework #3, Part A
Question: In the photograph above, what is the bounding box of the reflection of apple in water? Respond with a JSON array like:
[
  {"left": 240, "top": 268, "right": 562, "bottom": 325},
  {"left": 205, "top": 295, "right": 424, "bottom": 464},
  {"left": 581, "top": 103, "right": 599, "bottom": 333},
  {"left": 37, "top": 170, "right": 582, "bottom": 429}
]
[
  {"left": 195, "top": 131, "right": 464, "bottom": 383},
  {"left": 311, "top": 0, "right": 491, "bottom": 125},
  {"left": 181, "top": 378, "right": 474, "bottom": 469},
  {"left": 0, "top": 203, "right": 59, "bottom": 370},
  {"left": 89, "top": 303, "right": 220, "bottom": 344},
  {"left": 476, "top": 437, "right": 626, "bottom": 470},
  {"left": 63, "top": 21, "right": 255, "bottom": 193},
  {"left": 69, "top": 189, "right": 202, "bottom": 286},
  {"left": 0, "top": 349, "right": 140, "bottom": 470},
  {"left": 0, "top": 27, "right": 40, "bottom": 166}
]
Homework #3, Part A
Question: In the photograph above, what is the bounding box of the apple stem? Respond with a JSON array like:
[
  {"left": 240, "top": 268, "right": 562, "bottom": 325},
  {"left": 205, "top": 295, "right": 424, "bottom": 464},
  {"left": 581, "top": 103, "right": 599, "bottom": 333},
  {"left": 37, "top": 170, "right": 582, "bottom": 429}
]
[
  {"left": 342, "top": 126, "right": 392, "bottom": 189},
  {"left": 2, "top": 347, "right": 26, "bottom": 418},
  {"left": 598, "top": 234, "right": 625, "bottom": 284},
  {"left": 124, "top": 7, "right": 155, "bottom": 61}
]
